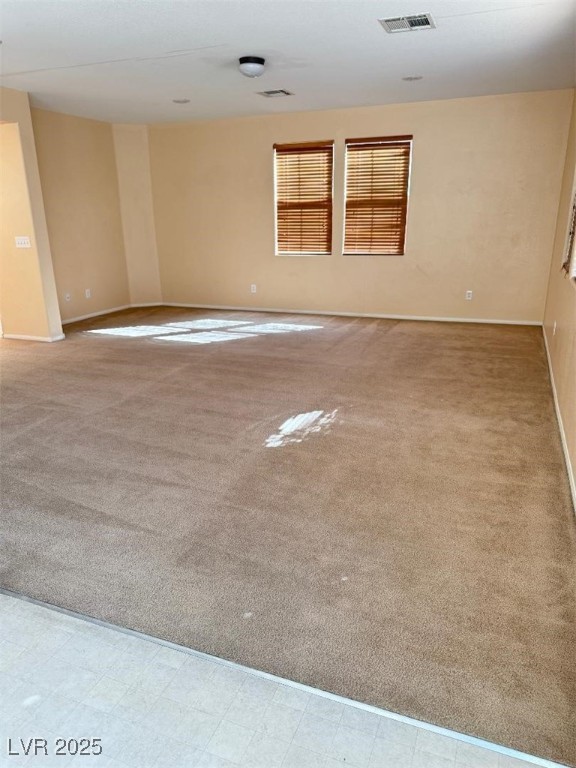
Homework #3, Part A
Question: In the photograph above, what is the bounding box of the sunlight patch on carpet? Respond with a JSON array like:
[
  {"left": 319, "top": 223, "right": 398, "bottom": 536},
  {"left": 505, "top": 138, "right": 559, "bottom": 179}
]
[
  {"left": 166, "top": 320, "right": 253, "bottom": 330},
  {"left": 240, "top": 323, "right": 323, "bottom": 334},
  {"left": 265, "top": 409, "right": 338, "bottom": 447},
  {"left": 85, "top": 320, "right": 324, "bottom": 343},
  {"left": 86, "top": 325, "right": 183, "bottom": 337},
  {"left": 154, "top": 331, "right": 258, "bottom": 344}
]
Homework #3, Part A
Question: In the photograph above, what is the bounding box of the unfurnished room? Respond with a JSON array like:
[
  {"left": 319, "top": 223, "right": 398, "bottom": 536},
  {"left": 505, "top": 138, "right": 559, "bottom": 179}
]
[{"left": 0, "top": 2, "right": 575, "bottom": 768}]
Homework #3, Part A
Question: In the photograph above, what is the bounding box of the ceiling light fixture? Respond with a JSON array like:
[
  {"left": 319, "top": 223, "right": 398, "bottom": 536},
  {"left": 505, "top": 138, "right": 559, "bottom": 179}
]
[
  {"left": 402, "top": 76, "right": 423, "bottom": 81},
  {"left": 239, "top": 56, "right": 265, "bottom": 78}
]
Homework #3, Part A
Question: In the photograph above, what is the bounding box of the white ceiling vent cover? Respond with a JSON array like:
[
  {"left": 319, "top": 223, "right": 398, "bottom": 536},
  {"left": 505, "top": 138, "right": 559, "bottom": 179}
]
[
  {"left": 379, "top": 13, "right": 435, "bottom": 33},
  {"left": 258, "top": 89, "right": 293, "bottom": 98}
]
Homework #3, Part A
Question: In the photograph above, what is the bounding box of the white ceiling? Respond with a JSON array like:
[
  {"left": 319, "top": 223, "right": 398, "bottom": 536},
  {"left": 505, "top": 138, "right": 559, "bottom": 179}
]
[{"left": 1, "top": 0, "right": 575, "bottom": 124}]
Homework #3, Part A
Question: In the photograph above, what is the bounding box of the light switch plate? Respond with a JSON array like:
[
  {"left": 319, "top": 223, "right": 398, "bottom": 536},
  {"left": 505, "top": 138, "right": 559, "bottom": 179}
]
[{"left": 15, "top": 236, "right": 31, "bottom": 248}]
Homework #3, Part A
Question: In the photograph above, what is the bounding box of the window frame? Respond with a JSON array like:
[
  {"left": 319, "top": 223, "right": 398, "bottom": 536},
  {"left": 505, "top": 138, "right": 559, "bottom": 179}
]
[
  {"left": 561, "top": 188, "right": 576, "bottom": 281},
  {"left": 342, "top": 135, "right": 413, "bottom": 257},
  {"left": 273, "top": 140, "right": 335, "bottom": 257}
]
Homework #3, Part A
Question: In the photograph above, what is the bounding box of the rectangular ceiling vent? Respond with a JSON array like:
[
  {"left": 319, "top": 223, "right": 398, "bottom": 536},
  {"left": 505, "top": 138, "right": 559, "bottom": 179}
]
[
  {"left": 258, "top": 89, "right": 293, "bottom": 98},
  {"left": 379, "top": 13, "right": 435, "bottom": 33}
]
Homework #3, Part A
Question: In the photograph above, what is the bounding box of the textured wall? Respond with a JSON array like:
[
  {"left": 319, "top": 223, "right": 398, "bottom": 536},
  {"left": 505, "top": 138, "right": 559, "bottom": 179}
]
[
  {"left": 112, "top": 124, "right": 162, "bottom": 306},
  {"left": 0, "top": 87, "right": 62, "bottom": 339},
  {"left": 148, "top": 90, "right": 572, "bottom": 323},
  {"left": 32, "top": 108, "right": 129, "bottom": 322},
  {"left": 544, "top": 90, "right": 576, "bottom": 500}
]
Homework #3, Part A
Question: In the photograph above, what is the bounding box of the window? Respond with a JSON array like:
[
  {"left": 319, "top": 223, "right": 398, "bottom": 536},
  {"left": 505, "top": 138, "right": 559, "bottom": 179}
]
[
  {"left": 344, "top": 135, "right": 412, "bottom": 255},
  {"left": 274, "top": 141, "right": 334, "bottom": 255},
  {"left": 561, "top": 191, "right": 576, "bottom": 280}
]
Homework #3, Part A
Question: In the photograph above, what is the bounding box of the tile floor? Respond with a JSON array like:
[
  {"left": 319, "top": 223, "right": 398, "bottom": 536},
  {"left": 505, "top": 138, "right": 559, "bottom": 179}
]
[{"left": 0, "top": 592, "right": 557, "bottom": 768}]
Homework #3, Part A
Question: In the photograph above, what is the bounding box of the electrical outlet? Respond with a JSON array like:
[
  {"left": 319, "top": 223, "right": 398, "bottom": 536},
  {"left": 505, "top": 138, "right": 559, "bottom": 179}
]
[
  {"left": 553, "top": 321, "right": 557, "bottom": 336},
  {"left": 15, "top": 236, "right": 31, "bottom": 248},
  {"left": 64, "top": 293, "right": 71, "bottom": 302},
  {"left": 250, "top": 284, "right": 257, "bottom": 294},
  {"left": 85, "top": 288, "right": 91, "bottom": 299},
  {"left": 465, "top": 290, "right": 473, "bottom": 300}
]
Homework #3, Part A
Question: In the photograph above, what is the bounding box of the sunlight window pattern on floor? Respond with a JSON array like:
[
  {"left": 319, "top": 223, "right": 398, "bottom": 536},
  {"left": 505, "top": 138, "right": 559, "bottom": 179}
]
[
  {"left": 85, "top": 319, "right": 324, "bottom": 344},
  {"left": 154, "top": 331, "right": 258, "bottom": 345},
  {"left": 86, "top": 326, "right": 183, "bottom": 337}
]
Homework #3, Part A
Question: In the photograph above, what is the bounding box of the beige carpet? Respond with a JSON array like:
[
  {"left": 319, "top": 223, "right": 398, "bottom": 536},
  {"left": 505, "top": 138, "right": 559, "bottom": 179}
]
[{"left": 1, "top": 307, "right": 575, "bottom": 766}]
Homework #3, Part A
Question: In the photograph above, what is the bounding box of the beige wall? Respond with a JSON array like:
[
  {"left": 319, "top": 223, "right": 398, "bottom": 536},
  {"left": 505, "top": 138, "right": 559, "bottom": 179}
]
[
  {"left": 31, "top": 108, "right": 129, "bottom": 322},
  {"left": 148, "top": 90, "right": 572, "bottom": 323},
  {"left": 544, "top": 91, "right": 576, "bottom": 498},
  {"left": 0, "top": 87, "right": 62, "bottom": 340},
  {"left": 113, "top": 124, "right": 162, "bottom": 306},
  {"left": 0, "top": 124, "right": 54, "bottom": 338}
]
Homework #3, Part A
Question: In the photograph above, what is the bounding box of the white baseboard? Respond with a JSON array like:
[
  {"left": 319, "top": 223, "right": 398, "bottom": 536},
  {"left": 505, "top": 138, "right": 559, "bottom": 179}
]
[
  {"left": 1, "top": 333, "right": 65, "bottom": 342},
  {"left": 60, "top": 300, "right": 542, "bottom": 327},
  {"left": 62, "top": 303, "right": 162, "bottom": 324},
  {"left": 162, "top": 302, "right": 542, "bottom": 326},
  {"left": 542, "top": 329, "right": 576, "bottom": 514},
  {"left": 1, "top": 305, "right": 543, "bottom": 342}
]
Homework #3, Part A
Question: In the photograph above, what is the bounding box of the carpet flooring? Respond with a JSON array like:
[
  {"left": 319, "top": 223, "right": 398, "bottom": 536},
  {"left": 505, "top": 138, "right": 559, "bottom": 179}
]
[{"left": 1, "top": 307, "right": 575, "bottom": 766}]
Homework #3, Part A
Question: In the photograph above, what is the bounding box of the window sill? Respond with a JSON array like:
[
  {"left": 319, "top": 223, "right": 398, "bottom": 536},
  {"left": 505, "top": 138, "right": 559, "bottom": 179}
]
[
  {"left": 342, "top": 252, "right": 405, "bottom": 257},
  {"left": 276, "top": 252, "right": 332, "bottom": 257}
]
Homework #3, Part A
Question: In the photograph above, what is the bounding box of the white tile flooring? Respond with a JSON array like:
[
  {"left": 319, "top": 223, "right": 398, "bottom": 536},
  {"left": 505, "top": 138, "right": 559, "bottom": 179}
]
[{"left": 0, "top": 592, "right": 560, "bottom": 768}]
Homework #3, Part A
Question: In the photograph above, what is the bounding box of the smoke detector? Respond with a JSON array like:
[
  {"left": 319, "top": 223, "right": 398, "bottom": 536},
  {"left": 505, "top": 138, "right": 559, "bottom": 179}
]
[{"left": 379, "top": 13, "right": 435, "bottom": 32}]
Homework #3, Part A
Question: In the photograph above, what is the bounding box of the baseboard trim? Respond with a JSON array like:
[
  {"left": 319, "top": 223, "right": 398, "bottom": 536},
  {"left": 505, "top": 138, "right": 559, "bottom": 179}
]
[
  {"left": 62, "top": 303, "right": 163, "bottom": 324},
  {"left": 163, "top": 302, "right": 542, "bottom": 326},
  {"left": 542, "top": 328, "right": 576, "bottom": 514},
  {"left": 1, "top": 333, "right": 65, "bottom": 342},
  {"left": 59, "top": 301, "right": 542, "bottom": 327},
  {"left": 0, "top": 587, "right": 565, "bottom": 768}
]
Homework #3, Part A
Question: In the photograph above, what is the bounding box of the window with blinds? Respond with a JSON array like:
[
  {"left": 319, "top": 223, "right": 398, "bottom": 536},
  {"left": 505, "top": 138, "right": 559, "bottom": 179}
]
[
  {"left": 344, "top": 136, "right": 412, "bottom": 255},
  {"left": 561, "top": 192, "right": 576, "bottom": 280},
  {"left": 274, "top": 141, "right": 334, "bottom": 255}
]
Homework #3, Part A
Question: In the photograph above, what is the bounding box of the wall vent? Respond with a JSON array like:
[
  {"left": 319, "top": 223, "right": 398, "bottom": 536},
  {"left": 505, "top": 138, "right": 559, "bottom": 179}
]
[
  {"left": 258, "top": 89, "right": 293, "bottom": 98},
  {"left": 379, "top": 13, "right": 435, "bottom": 33}
]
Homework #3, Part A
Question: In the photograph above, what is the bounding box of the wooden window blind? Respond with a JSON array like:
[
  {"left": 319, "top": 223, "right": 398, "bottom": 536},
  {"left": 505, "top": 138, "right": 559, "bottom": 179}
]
[
  {"left": 344, "top": 135, "right": 412, "bottom": 255},
  {"left": 274, "top": 141, "right": 334, "bottom": 254}
]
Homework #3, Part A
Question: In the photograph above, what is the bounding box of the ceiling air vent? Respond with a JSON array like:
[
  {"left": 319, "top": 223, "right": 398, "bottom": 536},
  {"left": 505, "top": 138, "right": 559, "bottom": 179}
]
[
  {"left": 258, "top": 89, "right": 293, "bottom": 98},
  {"left": 379, "top": 13, "right": 435, "bottom": 33}
]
